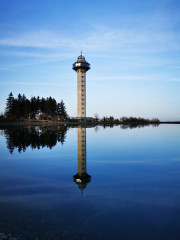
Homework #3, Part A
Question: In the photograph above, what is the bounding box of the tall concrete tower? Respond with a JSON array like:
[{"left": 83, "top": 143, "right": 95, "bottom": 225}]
[{"left": 72, "top": 52, "right": 90, "bottom": 119}]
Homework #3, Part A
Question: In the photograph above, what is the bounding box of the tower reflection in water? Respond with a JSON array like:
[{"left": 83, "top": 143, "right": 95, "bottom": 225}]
[{"left": 73, "top": 128, "right": 91, "bottom": 192}]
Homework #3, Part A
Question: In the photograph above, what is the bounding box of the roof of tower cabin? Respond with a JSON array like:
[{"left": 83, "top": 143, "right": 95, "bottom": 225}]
[
  {"left": 72, "top": 53, "right": 91, "bottom": 71},
  {"left": 77, "top": 53, "right": 85, "bottom": 62}
]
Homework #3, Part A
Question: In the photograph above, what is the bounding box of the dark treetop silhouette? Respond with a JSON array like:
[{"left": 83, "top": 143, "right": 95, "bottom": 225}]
[{"left": 5, "top": 92, "right": 67, "bottom": 120}]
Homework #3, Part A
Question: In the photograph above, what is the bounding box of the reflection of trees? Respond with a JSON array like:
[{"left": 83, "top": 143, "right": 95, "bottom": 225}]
[
  {"left": 2, "top": 126, "right": 67, "bottom": 154},
  {"left": 99, "top": 123, "right": 158, "bottom": 129},
  {"left": 120, "top": 123, "right": 159, "bottom": 129}
]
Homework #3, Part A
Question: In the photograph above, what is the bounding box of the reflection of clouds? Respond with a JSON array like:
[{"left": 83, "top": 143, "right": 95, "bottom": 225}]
[
  {"left": 171, "top": 158, "right": 180, "bottom": 162},
  {"left": 0, "top": 130, "right": 4, "bottom": 136},
  {"left": 171, "top": 171, "right": 180, "bottom": 174},
  {"left": 89, "top": 159, "right": 156, "bottom": 164},
  {"left": 0, "top": 179, "right": 75, "bottom": 208},
  {"left": 71, "top": 183, "right": 180, "bottom": 209}
]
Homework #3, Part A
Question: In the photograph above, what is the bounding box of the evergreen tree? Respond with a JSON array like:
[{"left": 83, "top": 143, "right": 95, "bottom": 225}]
[
  {"left": 40, "top": 97, "right": 46, "bottom": 113},
  {"left": 24, "top": 99, "right": 31, "bottom": 118},
  {"left": 36, "top": 96, "right": 41, "bottom": 115},
  {"left": 4, "top": 93, "right": 68, "bottom": 120},
  {"left": 5, "top": 92, "right": 14, "bottom": 118},
  {"left": 57, "top": 103, "right": 61, "bottom": 115},
  {"left": 30, "top": 96, "right": 37, "bottom": 118},
  {"left": 17, "top": 94, "right": 22, "bottom": 119},
  {"left": 58, "top": 100, "right": 67, "bottom": 118}
]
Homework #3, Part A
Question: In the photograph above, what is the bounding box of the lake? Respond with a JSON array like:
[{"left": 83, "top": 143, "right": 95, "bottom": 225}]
[{"left": 0, "top": 124, "right": 180, "bottom": 240}]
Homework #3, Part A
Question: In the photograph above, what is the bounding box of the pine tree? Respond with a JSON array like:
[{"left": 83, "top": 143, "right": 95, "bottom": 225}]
[
  {"left": 40, "top": 97, "right": 46, "bottom": 113},
  {"left": 30, "top": 96, "right": 37, "bottom": 119},
  {"left": 5, "top": 92, "right": 14, "bottom": 118},
  {"left": 17, "top": 94, "right": 22, "bottom": 119},
  {"left": 59, "top": 100, "right": 67, "bottom": 118},
  {"left": 4, "top": 93, "right": 68, "bottom": 120}
]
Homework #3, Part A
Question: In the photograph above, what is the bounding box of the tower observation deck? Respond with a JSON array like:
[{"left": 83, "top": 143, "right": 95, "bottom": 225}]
[{"left": 72, "top": 52, "right": 90, "bottom": 119}]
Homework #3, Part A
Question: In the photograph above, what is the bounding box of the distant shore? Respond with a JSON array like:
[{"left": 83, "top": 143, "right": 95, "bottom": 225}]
[{"left": 0, "top": 120, "right": 179, "bottom": 127}]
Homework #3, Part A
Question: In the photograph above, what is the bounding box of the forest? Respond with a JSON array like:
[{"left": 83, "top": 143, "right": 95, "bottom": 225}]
[{"left": 4, "top": 92, "right": 68, "bottom": 120}]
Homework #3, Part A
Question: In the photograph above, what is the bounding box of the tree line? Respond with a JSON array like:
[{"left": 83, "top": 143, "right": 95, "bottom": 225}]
[
  {"left": 94, "top": 114, "right": 159, "bottom": 123},
  {"left": 5, "top": 92, "right": 67, "bottom": 120}
]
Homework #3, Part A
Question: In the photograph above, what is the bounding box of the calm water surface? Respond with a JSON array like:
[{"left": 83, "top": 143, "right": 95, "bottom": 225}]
[{"left": 0, "top": 124, "right": 180, "bottom": 240}]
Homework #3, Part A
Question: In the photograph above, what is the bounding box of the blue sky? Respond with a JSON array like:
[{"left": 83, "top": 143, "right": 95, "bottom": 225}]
[{"left": 0, "top": 0, "right": 180, "bottom": 120}]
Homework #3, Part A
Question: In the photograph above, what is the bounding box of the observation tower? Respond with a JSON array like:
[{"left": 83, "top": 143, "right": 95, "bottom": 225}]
[{"left": 72, "top": 52, "right": 90, "bottom": 119}]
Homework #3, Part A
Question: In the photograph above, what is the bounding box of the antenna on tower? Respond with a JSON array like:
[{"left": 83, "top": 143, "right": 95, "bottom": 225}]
[{"left": 81, "top": 50, "right": 82, "bottom": 56}]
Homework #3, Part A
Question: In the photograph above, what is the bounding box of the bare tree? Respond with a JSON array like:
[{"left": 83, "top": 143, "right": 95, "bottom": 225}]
[{"left": 94, "top": 113, "right": 99, "bottom": 121}]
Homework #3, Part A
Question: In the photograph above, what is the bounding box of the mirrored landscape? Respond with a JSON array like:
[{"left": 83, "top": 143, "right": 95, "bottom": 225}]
[{"left": 0, "top": 124, "right": 180, "bottom": 240}]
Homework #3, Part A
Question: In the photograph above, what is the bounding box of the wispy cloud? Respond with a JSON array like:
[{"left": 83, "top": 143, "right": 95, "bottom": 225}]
[
  {"left": 0, "top": 25, "right": 179, "bottom": 74},
  {"left": 89, "top": 75, "right": 180, "bottom": 82},
  {"left": 0, "top": 31, "right": 72, "bottom": 48},
  {"left": 0, "top": 27, "right": 178, "bottom": 53},
  {"left": 171, "top": 65, "right": 180, "bottom": 69},
  {"left": 0, "top": 55, "right": 72, "bottom": 71},
  {"left": 89, "top": 75, "right": 152, "bottom": 81},
  {"left": 0, "top": 80, "right": 73, "bottom": 87},
  {"left": 0, "top": 50, "right": 73, "bottom": 59}
]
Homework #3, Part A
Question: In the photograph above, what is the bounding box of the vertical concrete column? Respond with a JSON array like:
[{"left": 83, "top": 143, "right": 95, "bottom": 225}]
[{"left": 77, "top": 70, "right": 86, "bottom": 118}]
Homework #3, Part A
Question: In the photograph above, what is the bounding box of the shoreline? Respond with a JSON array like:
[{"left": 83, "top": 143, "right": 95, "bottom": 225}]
[{"left": 0, "top": 121, "right": 180, "bottom": 127}]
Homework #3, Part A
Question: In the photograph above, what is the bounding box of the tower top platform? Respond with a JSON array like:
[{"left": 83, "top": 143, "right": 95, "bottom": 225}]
[{"left": 72, "top": 52, "right": 90, "bottom": 72}]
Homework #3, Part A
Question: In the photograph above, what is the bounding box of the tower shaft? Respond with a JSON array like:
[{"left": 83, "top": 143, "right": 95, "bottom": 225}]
[
  {"left": 72, "top": 53, "right": 90, "bottom": 119},
  {"left": 77, "top": 69, "right": 86, "bottom": 118}
]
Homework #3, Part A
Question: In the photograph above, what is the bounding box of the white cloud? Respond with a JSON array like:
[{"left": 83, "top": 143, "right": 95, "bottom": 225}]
[
  {"left": 0, "top": 26, "right": 179, "bottom": 74},
  {"left": 0, "top": 27, "right": 178, "bottom": 53},
  {"left": 171, "top": 66, "right": 180, "bottom": 69},
  {"left": 89, "top": 75, "right": 180, "bottom": 82},
  {"left": 0, "top": 80, "right": 73, "bottom": 87},
  {"left": 0, "top": 31, "right": 73, "bottom": 48}
]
